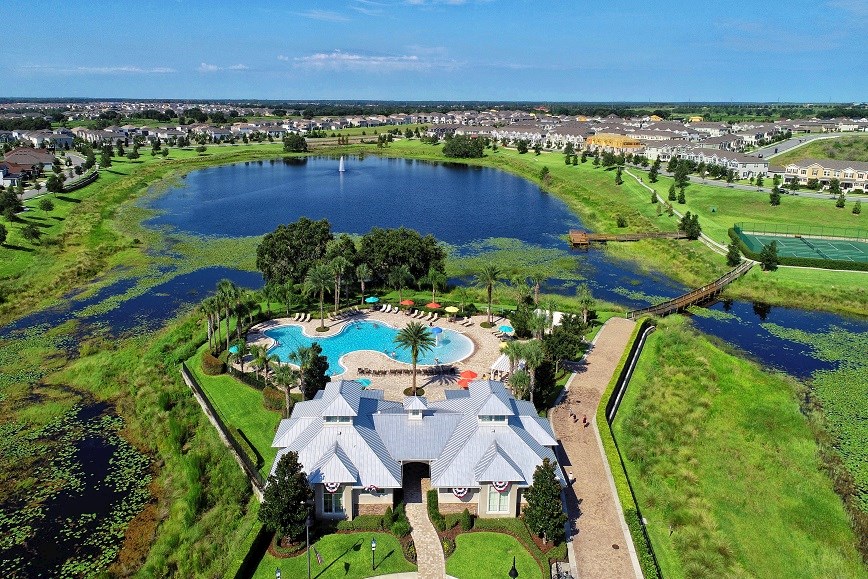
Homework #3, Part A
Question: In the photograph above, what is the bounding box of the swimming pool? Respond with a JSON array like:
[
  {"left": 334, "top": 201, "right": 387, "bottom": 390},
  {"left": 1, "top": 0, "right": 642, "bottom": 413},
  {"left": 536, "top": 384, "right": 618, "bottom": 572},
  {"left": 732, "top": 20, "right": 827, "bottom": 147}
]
[{"left": 263, "top": 320, "right": 474, "bottom": 375}]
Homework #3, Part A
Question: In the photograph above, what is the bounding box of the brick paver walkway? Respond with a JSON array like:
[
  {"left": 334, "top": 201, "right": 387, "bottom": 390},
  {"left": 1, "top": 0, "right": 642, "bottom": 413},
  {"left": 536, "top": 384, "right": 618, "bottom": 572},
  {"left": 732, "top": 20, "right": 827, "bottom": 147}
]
[
  {"left": 552, "top": 317, "right": 642, "bottom": 579},
  {"left": 405, "top": 502, "right": 445, "bottom": 579}
]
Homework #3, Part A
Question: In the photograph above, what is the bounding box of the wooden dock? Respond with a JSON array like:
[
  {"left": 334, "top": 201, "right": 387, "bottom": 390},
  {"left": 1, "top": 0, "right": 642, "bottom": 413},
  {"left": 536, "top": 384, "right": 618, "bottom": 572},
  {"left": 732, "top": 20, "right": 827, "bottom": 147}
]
[
  {"left": 625, "top": 261, "right": 754, "bottom": 319},
  {"left": 569, "top": 229, "right": 688, "bottom": 247}
]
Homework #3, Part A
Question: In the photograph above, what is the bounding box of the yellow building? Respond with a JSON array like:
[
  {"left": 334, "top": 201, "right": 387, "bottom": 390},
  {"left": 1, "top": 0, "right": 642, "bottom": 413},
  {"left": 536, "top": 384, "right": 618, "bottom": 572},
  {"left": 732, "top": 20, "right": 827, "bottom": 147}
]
[
  {"left": 688, "top": 115, "right": 704, "bottom": 122},
  {"left": 649, "top": 114, "right": 664, "bottom": 122},
  {"left": 585, "top": 133, "right": 643, "bottom": 153}
]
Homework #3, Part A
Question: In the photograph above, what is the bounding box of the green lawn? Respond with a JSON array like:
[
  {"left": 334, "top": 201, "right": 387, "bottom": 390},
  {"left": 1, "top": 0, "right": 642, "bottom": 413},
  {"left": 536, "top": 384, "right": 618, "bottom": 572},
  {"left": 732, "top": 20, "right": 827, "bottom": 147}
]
[
  {"left": 188, "top": 346, "right": 283, "bottom": 476},
  {"left": 446, "top": 532, "right": 542, "bottom": 579},
  {"left": 612, "top": 317, "right": 866, "bottom": 578},
  {"left": 773, "top": 134, "right": 868, "bottom": 166},
  {"left": 253, "top": 532, "right": 415, "bottom": 579}
]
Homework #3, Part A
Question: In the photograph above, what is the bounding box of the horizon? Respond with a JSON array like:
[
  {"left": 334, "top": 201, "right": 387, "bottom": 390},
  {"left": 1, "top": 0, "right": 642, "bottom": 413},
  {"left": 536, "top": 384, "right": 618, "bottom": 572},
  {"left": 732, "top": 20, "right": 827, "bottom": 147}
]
[{"left": 2, "top": 0, "right": 865, "bottom": 102}]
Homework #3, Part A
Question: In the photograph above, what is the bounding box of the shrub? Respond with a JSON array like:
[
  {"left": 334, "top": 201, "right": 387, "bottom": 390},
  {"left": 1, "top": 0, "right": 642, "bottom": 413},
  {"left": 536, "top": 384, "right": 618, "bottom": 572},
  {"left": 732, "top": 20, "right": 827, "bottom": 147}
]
[
  {"left": 201, "top": 351, "right": 225, "bottom": 375},
  {"left": 348, "top": 515, "right": 383, "bottom": 531},
  {"left": 336, "top": 519, "right": 355, "bottom": 531},
  {"left": 460, "top": 508, "right": 473, "bottom": 531},
  {"left": 262, "top": 385, "right": 284, "bottom": 412},
  {"left": 441, "top": 536, "right": 455, "bottom": 558},
  {"left": 383, "top": 506, "right": 395, "bottom": 528},
  {"left": 391, "top": 520, "right": 411, "bottom": 538},
  {"left": 402, "top": 539, "right": 417, "bottom": 563},
  {"left": 427, "top": 489, "right": 446, "bottom": 531},
  {"left": 616, "top": 215, "right": 628, "bottom": 228}
]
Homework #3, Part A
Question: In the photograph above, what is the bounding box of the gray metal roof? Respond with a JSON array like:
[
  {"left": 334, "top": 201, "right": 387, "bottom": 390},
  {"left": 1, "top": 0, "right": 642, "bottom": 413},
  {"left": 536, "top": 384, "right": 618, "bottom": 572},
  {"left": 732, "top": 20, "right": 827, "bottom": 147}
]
[{"left": 271, "top": 378, "right": 563, "bottom": 490}]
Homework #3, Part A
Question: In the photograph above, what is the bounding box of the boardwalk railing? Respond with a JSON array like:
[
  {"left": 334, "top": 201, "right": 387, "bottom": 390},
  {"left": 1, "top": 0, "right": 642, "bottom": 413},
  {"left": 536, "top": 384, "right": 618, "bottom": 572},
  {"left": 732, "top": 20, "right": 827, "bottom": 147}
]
[
  {"left": 626, "top": 260, "right": 754, "bottom": 319},
  {"left": 569, "top": 229, "right": 688, "bottom": 247},
  {"left": 62, "top": 168, "right": 99, "bottom": 193}
]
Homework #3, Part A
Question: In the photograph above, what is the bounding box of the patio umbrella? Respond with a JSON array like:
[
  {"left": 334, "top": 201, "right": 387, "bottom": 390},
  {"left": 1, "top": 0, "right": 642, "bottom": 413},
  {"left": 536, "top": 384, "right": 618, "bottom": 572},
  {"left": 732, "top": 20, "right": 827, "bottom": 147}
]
[
  {"left": 365, "top": 296, "right": 380, "bottom": 304},
  {"left": 426, "top": 302, "right": 441, "bottom": 309},
  {"left": 459, "top": 369, "right": 478, "bottom": 379},
  {"left": 457, "top": 378, "right": 471, "bottom": 389},
  {"left": 400, "top": 299, "right": 415, "bottom": 306},
  {"left": 432, "top": 326, "right": 442, "bottom": 346},
  {"left": 444, "top": 306, "right": 459, "bottom": 314}
]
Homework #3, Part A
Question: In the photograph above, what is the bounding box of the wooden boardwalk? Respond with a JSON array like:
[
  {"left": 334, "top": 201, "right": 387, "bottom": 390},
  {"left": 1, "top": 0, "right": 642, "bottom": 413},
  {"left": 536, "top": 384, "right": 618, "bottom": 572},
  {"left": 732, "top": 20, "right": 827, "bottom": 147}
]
[
  {"left": 569, "top": 229, "right": 688, "bottom": 247},
  {"left": 626, "top": 260, "right": 754, "bottom": 319}
]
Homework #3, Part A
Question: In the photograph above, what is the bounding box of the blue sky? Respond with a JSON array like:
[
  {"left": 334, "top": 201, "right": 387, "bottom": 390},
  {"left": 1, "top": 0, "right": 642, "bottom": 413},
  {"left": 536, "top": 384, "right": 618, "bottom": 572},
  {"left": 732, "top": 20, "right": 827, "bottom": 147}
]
[{"left": 1, "top": 0, "right": 865, "bottom": 102}]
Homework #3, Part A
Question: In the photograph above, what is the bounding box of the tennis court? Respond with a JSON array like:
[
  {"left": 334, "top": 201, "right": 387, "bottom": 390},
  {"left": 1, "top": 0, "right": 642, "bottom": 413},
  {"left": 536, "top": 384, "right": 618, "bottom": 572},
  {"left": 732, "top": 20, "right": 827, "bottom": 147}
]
[{"left": 734, "top": 223, "right": 868, "bottom": 263}]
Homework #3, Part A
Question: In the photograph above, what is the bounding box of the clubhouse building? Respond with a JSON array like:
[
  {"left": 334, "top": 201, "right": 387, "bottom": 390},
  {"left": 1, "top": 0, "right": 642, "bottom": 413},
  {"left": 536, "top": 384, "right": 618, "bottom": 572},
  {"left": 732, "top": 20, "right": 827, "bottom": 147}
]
[{"left": 271, "top": 379, "right": 564, "bottom": 520}]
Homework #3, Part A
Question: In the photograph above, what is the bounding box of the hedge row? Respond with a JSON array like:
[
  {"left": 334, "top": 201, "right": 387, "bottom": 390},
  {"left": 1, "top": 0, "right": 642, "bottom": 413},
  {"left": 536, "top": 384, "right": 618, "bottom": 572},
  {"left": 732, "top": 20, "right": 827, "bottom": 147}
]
[
  {"left": 728, "top": 228, "right": 868, "bottom": 272},
  {"left": 595, "top": 318, "right": 661, "bottom": 579},
  {"left": 201, "top": 351, "right": 225, "bottom": 375},
  {"left": 427, "top": 489, "right": 447, "bottom": 532}
]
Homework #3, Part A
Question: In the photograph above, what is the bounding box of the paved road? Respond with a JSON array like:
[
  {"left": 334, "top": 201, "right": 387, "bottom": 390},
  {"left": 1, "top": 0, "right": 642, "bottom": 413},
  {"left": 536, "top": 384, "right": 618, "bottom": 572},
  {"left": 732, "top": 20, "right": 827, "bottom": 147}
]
[
  {"left": 747, "top": 132, "right": 847, "bottom": 159},
  {"left": 552, "top": 317, "right": 643, "bottom": 579}
]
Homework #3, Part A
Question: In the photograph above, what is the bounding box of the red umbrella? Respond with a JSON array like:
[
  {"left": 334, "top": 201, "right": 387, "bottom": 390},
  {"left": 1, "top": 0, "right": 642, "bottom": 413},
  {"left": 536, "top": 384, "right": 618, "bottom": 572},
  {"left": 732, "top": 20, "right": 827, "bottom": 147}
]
[
  {"left": 459, "top": 369, "right": 478, "bottom": 380},
  {"left": 400, "top": 299, "right": 415, "bottom": 306},
  {"left": 457, "top": 378, "right": 471, "bottom": 389},
  {"left": 426, "top": 302, "right": 441, "bottom": 309}
]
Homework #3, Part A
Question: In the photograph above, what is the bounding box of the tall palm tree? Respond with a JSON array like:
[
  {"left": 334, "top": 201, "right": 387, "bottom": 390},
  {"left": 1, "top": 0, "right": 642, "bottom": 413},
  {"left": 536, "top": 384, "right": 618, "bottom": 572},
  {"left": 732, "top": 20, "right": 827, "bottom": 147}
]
[
  {"left": 502, "top": 340, "right": 524, "bottom": 377},
  {"left": 421, "top": 267, "right": 447, "bottom": 304},
  {"left": 273, "top": 363, "right": 300, "bottom": 417},
  {"left": 289, "top": 344, "right": 317, "bottom": 400},
  {"left": 249, "top": 344, "right": 269, "bottom": 382},
  {"left": 230, "top": 337, "right": 249, "bottom": 374},
  {"left": 575, "top": 283, "right": 594, "bottom": 325},
  {"left": 304, "top": 262, "right": 333, "bottom": 330},
  {"left": 393, "top": 321, "right": 436, "bottom": 396},
  {"left": 216, "top": 279, "right": 240, "bottom": 352},
  {"left": 510, "top": 274, "right": 531, "bottom": 306},
  {"left": 453, "top": 286, "right": 473, "bottom": 316},
  {"left": 330, "top": 256, "right": 351, "bottom": 314},
  {"left": 200, "top": 296, "right": 219, "bottom": 354},
  {"left": 522, "top": 339, "right": 545, "bottom": 405},
  {"left": 388, "top": 265, "right": 413, "bottom": 305},
  {"left": 474, "top": 265, "right": 502, "bottom": 326},
  {"left": 530, "top": 271, "right": 546, "bottom": 305},
  {"left": 280, "top": 281, "right": 297, "bottom": 317},
  {"left": 355, "top": 263, "right": 371, "bottom": 306}
]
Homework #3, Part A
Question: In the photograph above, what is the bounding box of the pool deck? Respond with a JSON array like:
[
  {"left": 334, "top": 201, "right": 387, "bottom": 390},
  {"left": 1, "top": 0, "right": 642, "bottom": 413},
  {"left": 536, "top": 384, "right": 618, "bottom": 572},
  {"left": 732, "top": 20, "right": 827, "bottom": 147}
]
[{"left": 244, "top": 309, "right": 510, "bottom": 402}]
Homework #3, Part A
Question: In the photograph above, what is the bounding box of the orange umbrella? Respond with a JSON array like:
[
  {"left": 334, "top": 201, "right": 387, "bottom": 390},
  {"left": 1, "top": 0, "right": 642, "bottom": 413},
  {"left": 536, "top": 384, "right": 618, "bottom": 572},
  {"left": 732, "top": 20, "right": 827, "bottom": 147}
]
[
  {"left": 426, "top": 302, "right": 441, "bottom": 309},
  {"left": 457, "top": 378, "right": 471, "bottom": 389},
  {"left": 459, "top": 369, "right": 478, "bottom": 379},
  {"left": 400, "top": 299, "right": 415, "bottom": 306}
]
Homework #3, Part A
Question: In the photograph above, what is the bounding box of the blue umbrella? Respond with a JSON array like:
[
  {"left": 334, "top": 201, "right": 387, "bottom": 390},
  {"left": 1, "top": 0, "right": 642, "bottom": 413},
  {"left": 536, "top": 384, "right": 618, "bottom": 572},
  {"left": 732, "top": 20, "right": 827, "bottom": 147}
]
[
  {"left": 365, "top": 296, "right": 380, "bottom": 304},
  {"left": 432, "top": 326, "right": 442, "bottom": 346}
]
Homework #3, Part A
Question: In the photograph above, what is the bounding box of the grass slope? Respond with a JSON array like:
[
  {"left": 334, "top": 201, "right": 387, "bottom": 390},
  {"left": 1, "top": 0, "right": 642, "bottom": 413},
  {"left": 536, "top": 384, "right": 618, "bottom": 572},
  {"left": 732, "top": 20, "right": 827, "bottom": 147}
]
[
  {"left": 612, "top": 317, "right": 865, "bottom": 578},
  {"left": 773, "top": 134, "right": 868, "bottom": 166}
]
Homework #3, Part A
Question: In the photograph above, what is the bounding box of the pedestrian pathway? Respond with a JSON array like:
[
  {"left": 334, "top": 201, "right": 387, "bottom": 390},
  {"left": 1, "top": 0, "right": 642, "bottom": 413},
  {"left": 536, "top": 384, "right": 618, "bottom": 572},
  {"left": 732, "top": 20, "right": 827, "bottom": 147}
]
[
  {"left": 405, "top": 502, "right": 446, "bottom": 579},
  {"left": 552, "top": 317, "right": 642, "bottom": 579}
]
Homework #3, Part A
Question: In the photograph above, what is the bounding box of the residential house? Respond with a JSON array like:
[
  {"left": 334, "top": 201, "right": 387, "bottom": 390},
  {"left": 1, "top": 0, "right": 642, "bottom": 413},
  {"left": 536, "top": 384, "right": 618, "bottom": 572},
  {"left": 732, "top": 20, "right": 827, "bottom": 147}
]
[
  {"left": 679, "top": 148, "right": 768, "bottom": 179},
  {"left": 584, "top": 133, "right": 644, "bottom": 154},
  {"left": 779, "top": 159, "right": 868, "bottom": 190},
  {"left": 3, "top": 147, "right": 55, "bottom": 173},
  {"left": 271, "top": 379, "right": 563, "bottom": 521}
]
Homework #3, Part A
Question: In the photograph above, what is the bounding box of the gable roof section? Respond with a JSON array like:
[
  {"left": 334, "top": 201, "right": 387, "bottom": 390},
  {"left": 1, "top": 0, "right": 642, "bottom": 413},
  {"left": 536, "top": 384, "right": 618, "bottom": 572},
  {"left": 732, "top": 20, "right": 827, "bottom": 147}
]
[
  {"left": 309, "top": 442, "right": 360, "bottom": 484},
  {"left": 475, "top": 441, "right": 524, "bottom": 482}
]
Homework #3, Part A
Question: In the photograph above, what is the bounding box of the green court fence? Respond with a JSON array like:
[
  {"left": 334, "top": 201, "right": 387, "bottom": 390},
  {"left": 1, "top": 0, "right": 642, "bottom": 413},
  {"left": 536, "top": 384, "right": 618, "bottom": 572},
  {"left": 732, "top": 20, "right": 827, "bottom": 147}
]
[{"left": 734, "top": 223, "right": 868, "bottom": 243}]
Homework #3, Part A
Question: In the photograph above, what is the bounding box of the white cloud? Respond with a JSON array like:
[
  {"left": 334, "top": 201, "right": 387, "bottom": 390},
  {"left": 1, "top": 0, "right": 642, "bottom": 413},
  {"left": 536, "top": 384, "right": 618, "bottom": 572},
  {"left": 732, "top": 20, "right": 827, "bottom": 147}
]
[
  {"left": 199, "top": 62, "right": 248, "bottom": 72},
  {"left": 18, "top": 64, "right": 176, "bottom": 75},
  {"left": 277, "top": 55, "right": 290, "bottom": 62},
  {"left": 293, "top": 49, "right": 457, "bottom": 72},
  {"left": 295, "top": 9, "right": 350, "bottom": 22}
]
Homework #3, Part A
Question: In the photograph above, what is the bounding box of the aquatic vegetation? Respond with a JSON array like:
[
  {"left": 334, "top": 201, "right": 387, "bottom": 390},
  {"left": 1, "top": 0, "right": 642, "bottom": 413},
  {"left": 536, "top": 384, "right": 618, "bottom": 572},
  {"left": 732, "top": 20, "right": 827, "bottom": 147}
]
[
  {"left": 685, "top": 305, "right": 740, "bottom": 321},
  {"left": 448, "top": 237, "right": 584, "bottom": 281}
]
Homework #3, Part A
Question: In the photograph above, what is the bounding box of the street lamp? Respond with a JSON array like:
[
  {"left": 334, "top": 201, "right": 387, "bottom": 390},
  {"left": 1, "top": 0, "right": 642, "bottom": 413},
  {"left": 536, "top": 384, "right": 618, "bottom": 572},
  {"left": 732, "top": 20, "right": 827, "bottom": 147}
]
[
  {"left": 371, "top": 537, "right": 377, "bottom": 570},
  {"left": 508, "top": 556, "right": 518, "bottom": 578},
  {"left": 275, "top": 568, "right": 281, "bottom": 579}
]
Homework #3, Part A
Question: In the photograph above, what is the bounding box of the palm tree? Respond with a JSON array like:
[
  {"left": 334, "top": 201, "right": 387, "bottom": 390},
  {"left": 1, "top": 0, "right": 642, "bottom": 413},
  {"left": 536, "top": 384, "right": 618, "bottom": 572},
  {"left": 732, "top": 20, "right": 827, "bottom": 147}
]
[
  {"left": 388, "top": 265, "right": 413, "bottom": 305},
  {"left": 474, "top": 265, "right": 502, "bottom": 326},
  {"left": 304, "top": 262, "right": 333, "bottom": 330},
  {"left": 200, "top": 296, "right": 219, "bottom": 354},
  {"left": 230, "top": 337, "right": 249, "bottom": 374},
  {"left": 510, "top": 274, "right": 531, "bottom": 306},
  {"left": 453, "top": 286, "right": 473, "bottom": 316},
  {"left": 575, "top": 283, "right": 594, "bottom": 325},
  {"left": 289, "top": 344, "right": 318, "bottom": 400},
  {"left": 502, "top": 340, "right": 524, "bottom": 377},
  {"left": 250, "top": 344, "right": 269, "bottom": 382},
  {"left": 393, "top": 321, "right": 436, "bottom": 396},
  {"left": 273, "top": 363, "right": 300, "bottom": 417},
  {"left": 355, "top": 263, "right": 371, "bottom": 306},
  {"left": 280, "top": 281, "right": 297, "bottom": 317},
  {"left": 530, "top": 271, "right": 546, "bottom": 305},
  {"left": 216, "top": 279, "right": 240, "bottom": 352},
  {"left": 330, "top": 256, "right": 351, "bottom": 314},
  {"left": 421, "top": 267, "right": 447, "bottom": 304},
  {"left": 522, "top": 339, "right": 545, "bottom": 405}
]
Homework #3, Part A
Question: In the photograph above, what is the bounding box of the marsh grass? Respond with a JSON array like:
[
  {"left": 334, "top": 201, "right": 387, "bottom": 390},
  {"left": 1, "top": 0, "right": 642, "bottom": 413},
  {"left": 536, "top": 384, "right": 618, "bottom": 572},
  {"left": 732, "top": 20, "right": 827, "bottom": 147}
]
[{"left": 613, "top": 317, "right": 865, "bottom": 578}]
